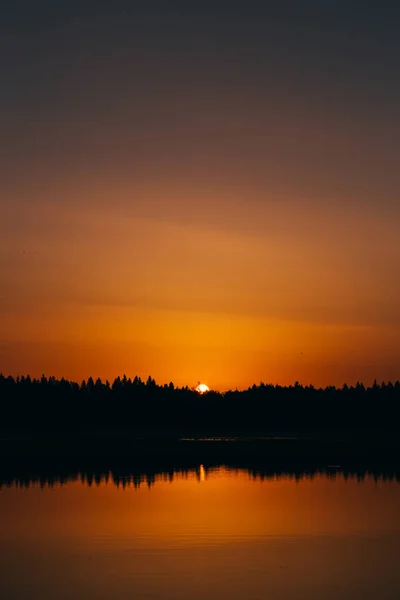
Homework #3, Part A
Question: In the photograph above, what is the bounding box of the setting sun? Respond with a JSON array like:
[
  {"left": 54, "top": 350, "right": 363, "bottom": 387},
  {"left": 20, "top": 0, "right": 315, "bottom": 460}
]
[{"left": 196, "top": 383, "right": 210, "bottom": 394}]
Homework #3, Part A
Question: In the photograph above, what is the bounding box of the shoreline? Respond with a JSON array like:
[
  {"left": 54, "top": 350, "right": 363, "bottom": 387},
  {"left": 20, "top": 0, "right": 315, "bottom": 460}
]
[{"left": 1, "top": 432, "right": 400, "bottom": 487}]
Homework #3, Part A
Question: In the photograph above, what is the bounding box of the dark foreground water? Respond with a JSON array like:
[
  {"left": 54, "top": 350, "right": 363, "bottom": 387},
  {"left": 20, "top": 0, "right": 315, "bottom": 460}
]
[{"left": 1, "top": 466, "right": 400, "bottom": 599}]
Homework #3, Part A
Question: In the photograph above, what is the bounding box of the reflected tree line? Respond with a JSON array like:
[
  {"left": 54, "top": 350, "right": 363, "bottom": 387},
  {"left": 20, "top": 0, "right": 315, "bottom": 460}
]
[
  {"left": 1, "top": 464, "right": 400, "bottom": 491},
  {"left": 1, "top": 373, "right": 400, "bottom": 432}
]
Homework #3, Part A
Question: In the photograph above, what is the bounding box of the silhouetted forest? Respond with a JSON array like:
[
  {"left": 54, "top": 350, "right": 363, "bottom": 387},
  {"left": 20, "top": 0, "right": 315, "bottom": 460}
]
[{"left": 1, "top": 373, "right": 400, "bottom": 433}]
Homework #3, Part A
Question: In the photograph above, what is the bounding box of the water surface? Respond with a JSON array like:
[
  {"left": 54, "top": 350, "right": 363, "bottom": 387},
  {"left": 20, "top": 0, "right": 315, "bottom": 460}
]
[{"left": 1, "top": 467, "right": 400, "bottom": 599}]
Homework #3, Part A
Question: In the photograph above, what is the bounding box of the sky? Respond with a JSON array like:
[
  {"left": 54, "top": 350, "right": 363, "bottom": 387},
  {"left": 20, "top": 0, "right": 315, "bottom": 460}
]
[{"left": 1, "top": 1, "right": 400, "bottom": 389}]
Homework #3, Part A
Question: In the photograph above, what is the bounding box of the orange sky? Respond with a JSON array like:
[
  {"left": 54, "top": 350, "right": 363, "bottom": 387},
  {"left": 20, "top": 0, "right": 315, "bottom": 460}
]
[
  {"left": 1, "top": 177, "right": 400, "bottom": 389},
  {"left": 1, "top": 4, "right": 400, "bottom": 389}
]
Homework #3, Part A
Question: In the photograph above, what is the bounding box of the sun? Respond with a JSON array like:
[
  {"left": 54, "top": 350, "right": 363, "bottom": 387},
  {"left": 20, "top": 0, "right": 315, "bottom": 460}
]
[{"left": 196, "top": 383, "right": 210, "bottom": 394}]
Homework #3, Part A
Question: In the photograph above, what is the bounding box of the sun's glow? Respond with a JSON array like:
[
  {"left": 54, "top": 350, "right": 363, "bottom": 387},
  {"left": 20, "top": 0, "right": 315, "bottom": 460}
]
[{"left": 196, "top": 383, "right": 209, "bottom": 394}]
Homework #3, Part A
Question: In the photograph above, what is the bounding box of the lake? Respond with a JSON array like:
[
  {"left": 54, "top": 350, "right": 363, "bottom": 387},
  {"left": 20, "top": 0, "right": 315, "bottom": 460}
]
[{"left": 1, "top": 466, "right": 400, "bottom": 599}]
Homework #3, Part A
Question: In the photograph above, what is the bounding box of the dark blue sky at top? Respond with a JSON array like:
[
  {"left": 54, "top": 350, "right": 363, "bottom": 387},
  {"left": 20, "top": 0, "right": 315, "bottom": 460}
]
[
  {"left": 1, "top": 0, "right": 400, "bottom": 211},
  {"left": 2, "top": 1, "right": 400, "bottom": 113}
]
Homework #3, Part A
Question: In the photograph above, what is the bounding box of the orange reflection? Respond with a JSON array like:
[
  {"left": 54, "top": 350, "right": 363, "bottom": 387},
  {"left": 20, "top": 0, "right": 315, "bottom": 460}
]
[
  {"left": 2, "top": 468, "right": 400, "bottom": 600},
  {"left": 2, "top": 468, "right": 400, "bottom": 546}
]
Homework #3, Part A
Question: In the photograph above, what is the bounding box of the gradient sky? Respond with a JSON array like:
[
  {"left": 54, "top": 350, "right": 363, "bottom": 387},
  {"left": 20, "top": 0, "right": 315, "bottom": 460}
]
[{"left": 1, "top": 1, "right": 400, "bottom": 389}]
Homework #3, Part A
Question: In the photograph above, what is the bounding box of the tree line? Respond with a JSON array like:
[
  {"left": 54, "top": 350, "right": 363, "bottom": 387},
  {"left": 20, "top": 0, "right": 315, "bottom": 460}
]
[{"left": 0, "top": 373, "right": 400, "bottom": 433}]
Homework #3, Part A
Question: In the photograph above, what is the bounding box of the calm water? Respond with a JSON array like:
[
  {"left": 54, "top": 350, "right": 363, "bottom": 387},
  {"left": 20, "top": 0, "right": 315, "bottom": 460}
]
[{"left": 1, "top": 467, "right": 400, "bottom": 599}]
